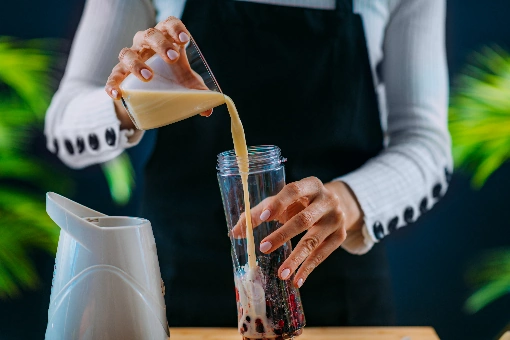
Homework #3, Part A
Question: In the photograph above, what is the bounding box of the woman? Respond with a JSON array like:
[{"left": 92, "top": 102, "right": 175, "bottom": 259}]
[{"left": 45, "top": 0, "right": 450, "bottom": 326}]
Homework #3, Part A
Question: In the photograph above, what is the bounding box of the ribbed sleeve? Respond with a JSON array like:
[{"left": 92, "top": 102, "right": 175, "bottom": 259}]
[
  {"left": 44, "top": 0, "right": 155, "bottom": 168},
  {"left": 339, "top": 0, "right": 452, "bottom": 254}
]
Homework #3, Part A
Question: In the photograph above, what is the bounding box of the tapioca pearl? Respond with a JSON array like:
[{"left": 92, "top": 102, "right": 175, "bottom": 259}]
[
  {"left": 242, "top": 323, "right": 248, "bottom": 333},
  {"left": 255, "top": 319, "right": 265, "bottom": 333},
  {"left": 245, "top": 315, "right": 251, "bottom": 323}
]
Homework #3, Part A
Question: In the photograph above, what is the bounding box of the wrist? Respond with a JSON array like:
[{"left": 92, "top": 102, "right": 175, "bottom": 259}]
[{"left": 325, "top": 180, "right": 364, "bottom": 232}]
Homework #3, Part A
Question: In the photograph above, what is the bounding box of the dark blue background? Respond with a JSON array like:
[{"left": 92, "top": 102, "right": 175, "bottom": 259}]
[{"left": 0, "top": 1, "right": 509, "bottom": 339}]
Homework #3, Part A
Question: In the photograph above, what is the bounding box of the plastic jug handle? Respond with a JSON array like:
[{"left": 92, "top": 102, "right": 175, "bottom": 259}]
[{"left": 46, "top": 192, "right": 106, "bottom": 251}]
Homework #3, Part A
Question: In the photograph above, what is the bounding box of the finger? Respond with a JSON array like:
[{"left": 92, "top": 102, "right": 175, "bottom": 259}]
[
  {"left": 134, "top": 28, "right": 181, "bottom": 64},
  {"left": 276, "top": 221, "right": 337, "bottom": 280},
  {"left": 118, "top": 47, "right": 153, "bottom": 82},
  {"left": 230, "top": 181, "right": 314, "bottom": 239},
  {"left": 255, "top": 177, "right": 323, "bottom": 226},
  {"left": 231, "top": 197, "right": 274, "bottom": 239},
  {"left": 293, "top": 229, "right": 347, "bottom": 287},
  {"left": 156, "top": 16, "right": 191, "bottom": 45},
  {"left": 105, "top": 63, "right": 129, "bottom": 99},
  {"left": 259, "top": 203, "right": 327, "bottom": 254}
]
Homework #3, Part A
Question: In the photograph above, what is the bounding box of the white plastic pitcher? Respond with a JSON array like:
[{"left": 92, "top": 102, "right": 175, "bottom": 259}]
[{"left": 45, "top": 192, "right": 169, "bottom": 340}]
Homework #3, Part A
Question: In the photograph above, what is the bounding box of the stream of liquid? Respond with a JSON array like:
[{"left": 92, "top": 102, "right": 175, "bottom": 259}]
[
  {"left": 225, "top": 96, "right": 277, "bottom": 338},
  {"left": 122, "top": 88, "right": 276, "bottom": 338}
]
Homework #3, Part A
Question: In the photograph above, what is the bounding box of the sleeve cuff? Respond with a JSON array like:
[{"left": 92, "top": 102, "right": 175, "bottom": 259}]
[
  {"left": 47, "top": 87, "right": 145, "bottom": 169},
  {"left": 334, "top": 150, "right": 451, "bottom": 252},
  {"left": 341, "top": 223, "right": 376, "bottom": 255}
]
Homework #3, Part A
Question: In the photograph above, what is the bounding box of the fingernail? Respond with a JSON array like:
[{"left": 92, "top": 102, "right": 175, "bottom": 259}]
[
  {"left": 206, "top": 108, "right": 214, "bottom": 117},
  {"left": 281, "top": 268, "right": 290, "bottom": 280},
  {"left": 141, "top": 69, "right": 152, "bottom": 79},
  {"left": 260, "top": 209, "right": 271, "bottom": 222},
  {"left": 260, "top": 241, "right": 272, "bottom": 253},
  {"left": 179, "top": 32, "right": 190, "bottom": 43},
  {"left": 111, "top": 90, "right": 118, "bottom": 98},
  {"left": 167, "top": 49, "right": 179, "bottom": 60},
  {"left": 297, "top": 278, "right": 304, "bottom": 288}
]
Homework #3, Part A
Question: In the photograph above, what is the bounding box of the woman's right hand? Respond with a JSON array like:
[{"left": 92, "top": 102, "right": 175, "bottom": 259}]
[{"left": 105, "top": 16, "right": 213, "bottom": 127}]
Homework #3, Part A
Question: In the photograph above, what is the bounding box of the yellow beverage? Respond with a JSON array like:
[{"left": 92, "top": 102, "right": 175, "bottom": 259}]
[{"left": 122, "top": 87, "right": 225, "bottom": 130}]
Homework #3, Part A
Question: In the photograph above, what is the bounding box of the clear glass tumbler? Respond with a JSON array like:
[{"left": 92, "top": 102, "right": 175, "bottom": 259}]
[{"left": 217, "top": 145, "right": 305, "bottom": 339}]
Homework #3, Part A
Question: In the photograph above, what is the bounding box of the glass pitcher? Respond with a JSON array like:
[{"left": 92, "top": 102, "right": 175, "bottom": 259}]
[
  {"left": 217, "top": 145, "right": 306, "bottom": 339},
  {"left": 120, "top": 37, "right": 224, "bottom": 130}
]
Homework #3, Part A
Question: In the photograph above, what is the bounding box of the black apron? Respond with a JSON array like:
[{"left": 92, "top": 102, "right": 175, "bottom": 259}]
[{"left": 141, "top": 0, "right": 395, "bottom": 327}]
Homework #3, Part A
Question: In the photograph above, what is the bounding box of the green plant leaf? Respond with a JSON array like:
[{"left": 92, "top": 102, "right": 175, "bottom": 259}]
[
  {"left": 464, "top": 248, "right": 510, "bottom": 313},
  {"left": 0, "top": 155, "right": 72, "bottom": 193},
  {"left": 0, "top": 189, "right": 60, "bottom": 299},
  {"left": 464, "top": 277, "right": 510, "bottom": 314},
  {"left": 0, "top": 36, "right": 66, "bottom": 299},
  {"left": 0, "top": 37, "right": 58, "bottom": 117},
  {"left": 449, "top": 45, "right": 510, "bottom": 187},
  {"left": 101, "top": 152, "right": 135, "bottom": 206}
]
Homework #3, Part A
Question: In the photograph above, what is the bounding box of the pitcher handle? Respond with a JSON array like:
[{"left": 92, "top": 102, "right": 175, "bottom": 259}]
[{"left": 46, "top": 192, "right": 106, "bottom": 251}]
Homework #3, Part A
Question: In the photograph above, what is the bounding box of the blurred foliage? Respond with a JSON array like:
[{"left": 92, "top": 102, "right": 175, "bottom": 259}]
[
  {"left": 464, "top": 249, "right": 510, "bottom": 314},
  {"left": 0, "top": 37, "right": 134, "bottom": 298},
  {"left": 449, "top": 45, "right": 510, "bottom": 188},
  {"left": 449, "top": 45, "right": 510, "bottom": 314},
  {"left": 101, "top": 152, "right": 135, "bottom": 206},
  {"left": 0, "top": 37, "right": 64, "bottom": 298}
]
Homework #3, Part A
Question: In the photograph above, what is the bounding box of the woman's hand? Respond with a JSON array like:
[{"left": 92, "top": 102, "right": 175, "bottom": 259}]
[
  {"left": 105, "top": 16, "right": 212, "bottom": 129},
  {"left": 233, "top": 177, "right": 364, "bottom": 288}
]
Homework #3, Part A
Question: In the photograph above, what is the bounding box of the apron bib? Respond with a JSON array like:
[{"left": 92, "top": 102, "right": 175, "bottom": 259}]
[{"left": 141, "top": 0, "right": 395, "bottom": 326}]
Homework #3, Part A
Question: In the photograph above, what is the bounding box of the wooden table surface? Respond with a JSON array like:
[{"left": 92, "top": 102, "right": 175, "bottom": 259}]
[{"left": 170, "top": 327, "right": 440, "bottom": 339}]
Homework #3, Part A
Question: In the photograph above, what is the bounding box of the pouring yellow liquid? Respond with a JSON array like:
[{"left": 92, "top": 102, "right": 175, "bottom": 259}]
[
  {"left": 225, "top": 97, "right": 257, "bottom": 269},
  {"left": 123, "top": 89, "right": 257, "bottom": 267},
  {"left": 123, "top": 88, "right": 275, "bottom": 338}
]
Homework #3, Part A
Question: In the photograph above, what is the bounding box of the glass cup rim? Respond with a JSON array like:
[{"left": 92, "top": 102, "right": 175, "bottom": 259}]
[{"left": 216, "top": 145, "right": 286, "bottom": 175}]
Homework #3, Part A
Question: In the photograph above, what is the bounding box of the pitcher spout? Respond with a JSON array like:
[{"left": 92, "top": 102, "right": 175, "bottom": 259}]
[{"left": 46, "top": 192, "right": 104, "bottom": 252}]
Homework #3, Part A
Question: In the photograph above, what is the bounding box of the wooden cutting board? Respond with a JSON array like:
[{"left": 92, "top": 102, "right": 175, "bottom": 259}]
[{"left": 170, "top": 327, "right": 440, "bottom": 339}]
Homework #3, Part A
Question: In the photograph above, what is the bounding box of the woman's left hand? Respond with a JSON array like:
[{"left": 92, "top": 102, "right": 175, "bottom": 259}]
[{"left": 232, "top": 177, "right": 364, "bottom": 288}]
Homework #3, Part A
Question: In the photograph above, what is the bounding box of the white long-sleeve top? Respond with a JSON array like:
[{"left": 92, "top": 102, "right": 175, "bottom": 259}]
[{"left": 44, "top": 0, "right": 451, "bottom": 254}]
